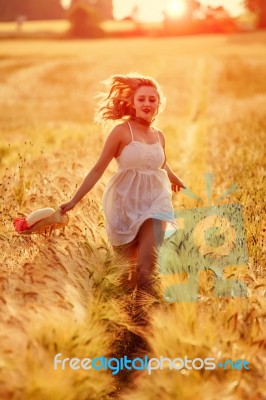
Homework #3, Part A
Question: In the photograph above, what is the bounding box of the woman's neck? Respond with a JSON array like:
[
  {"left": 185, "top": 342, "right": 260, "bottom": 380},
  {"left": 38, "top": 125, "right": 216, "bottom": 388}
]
[{"left": 129, "top": 116, "right": 152, "bottom": 127}]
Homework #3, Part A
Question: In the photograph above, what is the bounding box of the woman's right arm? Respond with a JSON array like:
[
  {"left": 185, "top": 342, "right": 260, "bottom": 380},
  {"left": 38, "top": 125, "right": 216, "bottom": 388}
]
[{"left": 60, "top": 126, "right": 121, "bottom": 214}]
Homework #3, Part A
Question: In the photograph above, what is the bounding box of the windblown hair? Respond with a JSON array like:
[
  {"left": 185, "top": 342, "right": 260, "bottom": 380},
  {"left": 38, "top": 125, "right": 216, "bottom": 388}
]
[{"left": 94, "top": 73, "right": 165, "bottom": 124}]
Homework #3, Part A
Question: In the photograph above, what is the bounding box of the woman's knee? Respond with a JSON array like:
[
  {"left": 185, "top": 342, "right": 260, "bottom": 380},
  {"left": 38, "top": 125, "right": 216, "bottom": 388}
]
[
  {"left": 136, "top": 249, "right": 157, "bottom": 293},
  {"left": 137, "top": 243, "right": 157, "bottom": 277},
  {"left": 138, "top": 243, "right": 156, "bottom": 267},
  {"left": 137, "top": 219, "right": 164, "bottom": 247},
  {"left": 113, "top": 238, "right": 138, "bottom": 258},
  {"left": 137, "top": 218, "right": 163, "bottom": 250}
]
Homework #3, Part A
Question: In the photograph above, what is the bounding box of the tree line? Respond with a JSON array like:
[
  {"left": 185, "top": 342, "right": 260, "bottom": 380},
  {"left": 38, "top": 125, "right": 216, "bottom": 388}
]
[
  {"left": 0, "top": 0, "right": 112, "bottom": 22},
  {"left": 0, "top": 0, "right": 264, "bottom": 37}
]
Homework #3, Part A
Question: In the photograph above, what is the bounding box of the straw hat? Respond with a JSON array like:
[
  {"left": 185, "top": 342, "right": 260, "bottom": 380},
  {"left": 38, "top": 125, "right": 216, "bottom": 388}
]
[{"left": 14, "top": 207, "right": 69, "bottom": 235}]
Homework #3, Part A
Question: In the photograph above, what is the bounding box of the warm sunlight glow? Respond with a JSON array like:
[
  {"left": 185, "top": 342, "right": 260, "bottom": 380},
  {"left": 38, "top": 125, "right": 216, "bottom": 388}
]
[
  {"left": 61, "top": 0, "right": 246, "bottom": 21},
  {"left": 165, "top": 1, "right": 187, "bottom": 18},
  {"left": 113, "top": 0, "right": 245, "bottom": 22},
  {"left": 113, "top": 0, "right": 165, "bottom": 22},
  {"left": 61, "top": 0, "right": 70, "bottom": 9}
]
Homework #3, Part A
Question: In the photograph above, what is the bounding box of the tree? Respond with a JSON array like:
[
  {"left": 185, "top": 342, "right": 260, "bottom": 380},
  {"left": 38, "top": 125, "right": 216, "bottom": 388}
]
[
  {"left": 245, "top": 0, "right": 266, "bottom": 28},
  {"left": 204, "top": 6, "right": 237, "bottom": 33},
  {"left": 70, "top": 0, "right": 112, "bottom": 19},
  {"left": 67, "top": 0, "right": 104, "bottom": 37},
  {"left": 0, "top": 0, "right": 64, "bottom": 21}
]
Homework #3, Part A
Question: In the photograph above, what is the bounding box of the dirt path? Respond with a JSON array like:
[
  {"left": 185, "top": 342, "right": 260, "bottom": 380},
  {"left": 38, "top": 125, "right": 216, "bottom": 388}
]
[{"left": 164, "top": 54, "right": 213, "bottom": 218}]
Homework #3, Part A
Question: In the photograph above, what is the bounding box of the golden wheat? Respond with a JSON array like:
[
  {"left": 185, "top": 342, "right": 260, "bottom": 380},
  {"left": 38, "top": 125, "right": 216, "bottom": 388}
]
[{"left": 0, "top": 31, "right": 265, "bottom": 399}]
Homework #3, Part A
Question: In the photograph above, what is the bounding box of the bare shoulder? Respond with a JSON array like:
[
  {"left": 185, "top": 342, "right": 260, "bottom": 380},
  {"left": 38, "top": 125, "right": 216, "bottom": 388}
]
[
  {"left": 107, "top": 122, "right": 128, "bottom": 141},
  {"left": 93, "top": 123, "right": 128, "bottom": 175}
]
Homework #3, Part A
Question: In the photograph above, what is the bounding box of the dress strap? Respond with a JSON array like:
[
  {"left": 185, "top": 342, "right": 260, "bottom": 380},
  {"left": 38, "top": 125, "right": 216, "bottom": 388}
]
[
  {"left": 156, "top": 130, "right": 160, "bottom": 143},
  {"left": 127, "top": 121, "right": 134, "bottom": 142}
]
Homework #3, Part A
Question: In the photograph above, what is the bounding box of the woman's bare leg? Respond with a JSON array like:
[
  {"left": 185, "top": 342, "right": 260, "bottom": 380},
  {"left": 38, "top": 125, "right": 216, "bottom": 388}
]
[
  {"left": 130, "top": 219, "right": 165, "bottom": 325},
  {"left": 112, "top": 238, "right": 138, "bottom": 292},
  {"left": 135, "top": 218, "right": 165, "bottom": 296}
]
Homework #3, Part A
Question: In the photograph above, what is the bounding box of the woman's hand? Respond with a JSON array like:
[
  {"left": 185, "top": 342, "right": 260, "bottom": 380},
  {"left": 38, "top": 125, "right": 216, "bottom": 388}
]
[
  {"left": 60, "top": 200, "right": 76, "bottom": 215},
  {"left": 171, "top": 179, "right": 186, "bottom": 193}
]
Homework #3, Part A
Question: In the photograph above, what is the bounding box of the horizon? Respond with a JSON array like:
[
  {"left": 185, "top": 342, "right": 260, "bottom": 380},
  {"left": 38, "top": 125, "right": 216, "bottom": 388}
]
[{"left": 61, "top": 0, "right": 246, "bottom": 22}]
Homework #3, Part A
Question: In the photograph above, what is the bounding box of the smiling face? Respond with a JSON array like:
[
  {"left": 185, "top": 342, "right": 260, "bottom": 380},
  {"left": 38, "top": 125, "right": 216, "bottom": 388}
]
[{"left": 132, "top": 85, "right": 160, "bottom": 122}]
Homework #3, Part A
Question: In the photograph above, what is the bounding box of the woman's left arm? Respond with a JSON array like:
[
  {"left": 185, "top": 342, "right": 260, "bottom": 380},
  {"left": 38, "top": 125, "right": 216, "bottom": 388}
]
[
  {"left": 164, "top": 161, "right": 186, "bottom": 192},
  {"left": 158, "top": 129, "right": 186, "bottom": 192}
]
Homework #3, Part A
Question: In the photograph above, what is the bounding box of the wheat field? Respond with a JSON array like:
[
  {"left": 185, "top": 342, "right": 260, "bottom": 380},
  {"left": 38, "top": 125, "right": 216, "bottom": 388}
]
[{"left": 0, "top": 31, "right": 265, "bottom": 400}]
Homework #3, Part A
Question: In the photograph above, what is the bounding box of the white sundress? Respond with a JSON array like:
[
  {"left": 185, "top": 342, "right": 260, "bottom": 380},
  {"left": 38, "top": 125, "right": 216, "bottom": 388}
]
[{"left": 102, "top": 121, "right": 178, "bottom": 246}]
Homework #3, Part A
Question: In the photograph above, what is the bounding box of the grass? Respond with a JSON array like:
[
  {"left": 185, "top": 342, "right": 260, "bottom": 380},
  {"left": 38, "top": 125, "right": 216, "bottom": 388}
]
[{"left": 0, "top": 32, "right": 265, "bottom": 399}]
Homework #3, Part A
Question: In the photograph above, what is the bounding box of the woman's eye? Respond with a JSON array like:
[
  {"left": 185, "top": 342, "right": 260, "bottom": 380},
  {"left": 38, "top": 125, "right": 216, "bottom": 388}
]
[{"left": 137, "top": 98, "right": 156, "bottom": 102}]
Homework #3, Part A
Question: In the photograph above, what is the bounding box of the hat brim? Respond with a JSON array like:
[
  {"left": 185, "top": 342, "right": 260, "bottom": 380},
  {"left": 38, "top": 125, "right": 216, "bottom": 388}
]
[{"left": 19, "top": 208, "right": 69, "bottom": 235}]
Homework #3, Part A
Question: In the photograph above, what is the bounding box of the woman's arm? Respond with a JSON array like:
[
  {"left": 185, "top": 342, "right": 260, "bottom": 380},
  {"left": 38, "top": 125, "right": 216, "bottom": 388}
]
[
  {"left": 158, "top": 130, "right": 186, "bottom": 192},
  {"left": 164, "top": 161, "right": 186, "bottom": 192},
  {"left": 60, "top": 126, "right": 121, "bottom": 214}
]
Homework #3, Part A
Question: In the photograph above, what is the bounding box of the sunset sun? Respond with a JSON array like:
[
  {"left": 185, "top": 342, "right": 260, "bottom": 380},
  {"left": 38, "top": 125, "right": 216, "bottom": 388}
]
[
  {"left": 112, "top": 0, "right": 245, "bottom": 22},
  {"left": 165, "top": 1, "right": 187, "bottom": 18}
]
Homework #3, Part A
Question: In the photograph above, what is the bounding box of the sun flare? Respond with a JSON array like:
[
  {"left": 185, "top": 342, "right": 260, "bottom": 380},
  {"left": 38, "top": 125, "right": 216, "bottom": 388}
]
[{"left": 165, "top": 0, "right": 187, "bottom": 18}]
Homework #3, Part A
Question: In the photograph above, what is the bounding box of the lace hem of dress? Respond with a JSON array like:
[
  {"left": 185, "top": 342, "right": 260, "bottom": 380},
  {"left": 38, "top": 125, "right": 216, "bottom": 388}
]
[
  {"left": 107, "top": 224, "right": 135, "bottom": 236},
  {"left": 107, "top": 214, "right": 176, "bottom": 237}
]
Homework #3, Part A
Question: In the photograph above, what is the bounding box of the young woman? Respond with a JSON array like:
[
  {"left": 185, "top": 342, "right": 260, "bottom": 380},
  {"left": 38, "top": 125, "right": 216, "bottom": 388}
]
[{"left": 60, "top": 73, "right": 185, "bottom": 299}]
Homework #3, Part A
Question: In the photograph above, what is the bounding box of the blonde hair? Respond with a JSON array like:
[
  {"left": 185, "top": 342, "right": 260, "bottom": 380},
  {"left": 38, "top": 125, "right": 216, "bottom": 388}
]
[{"left": 94, "top": 73, "right": 165, "bottom": 125}]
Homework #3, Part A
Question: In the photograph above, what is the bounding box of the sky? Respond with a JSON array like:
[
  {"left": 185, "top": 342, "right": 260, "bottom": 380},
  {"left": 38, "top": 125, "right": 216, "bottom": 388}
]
[
  {"left": 112, "top": 0, "right": 246, "bottom": 22},
  {"left": 61, "top": 0, "right": 246, "bottom": 22}
]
